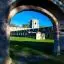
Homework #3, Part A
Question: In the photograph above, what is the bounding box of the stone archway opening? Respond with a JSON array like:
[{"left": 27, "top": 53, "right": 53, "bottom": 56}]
[{"left": 8, "top": 6, "right": 60, "bottom": 63}]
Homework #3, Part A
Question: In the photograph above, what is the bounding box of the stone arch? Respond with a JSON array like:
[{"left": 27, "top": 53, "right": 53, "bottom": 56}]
[{"left": 8, "top": 5, "right": 60, "bottom": 55}]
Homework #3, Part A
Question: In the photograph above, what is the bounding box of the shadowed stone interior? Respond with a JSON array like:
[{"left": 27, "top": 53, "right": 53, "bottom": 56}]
[{"left": 0, "top": 0, "right": 64, "bottom": 64}]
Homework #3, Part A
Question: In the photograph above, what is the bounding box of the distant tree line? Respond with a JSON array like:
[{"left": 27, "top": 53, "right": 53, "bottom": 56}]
[{"left": 22, "top": 24, "right": 29, "bottom": 28}]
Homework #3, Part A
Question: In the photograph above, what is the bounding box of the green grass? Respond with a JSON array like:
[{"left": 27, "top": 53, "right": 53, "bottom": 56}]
[
  {"left": 9, "top": 36, "right": 64, "bottom": 64},
  {"left": 10, "top": 36, "right": 54, "bottom": 43}
]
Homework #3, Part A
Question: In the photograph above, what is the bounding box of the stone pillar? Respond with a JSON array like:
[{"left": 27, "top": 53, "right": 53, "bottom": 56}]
[
  {"left": 53, "top": 25, "right": 60, "bottom": 55},
  {"left": 0, "top": 0, "right": 10, "bottom": 63}
]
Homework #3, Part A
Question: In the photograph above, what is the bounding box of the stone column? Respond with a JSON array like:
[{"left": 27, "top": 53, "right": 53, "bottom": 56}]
[
  {"left": 53, "top": 24, "right": 60, "bottom": 55},
  {"left": 0, "top": 0, "right": 10, "bottom": 63}
]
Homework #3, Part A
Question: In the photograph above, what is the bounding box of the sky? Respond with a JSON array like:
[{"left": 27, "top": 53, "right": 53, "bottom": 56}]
[{"left": 10, "top": 10, "right": 53, "bottom": 27}]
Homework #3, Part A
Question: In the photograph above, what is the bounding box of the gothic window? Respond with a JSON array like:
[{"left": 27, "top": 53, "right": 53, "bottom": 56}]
[{"left": 35, "top": 22, "right": 36, "bottom": 25}]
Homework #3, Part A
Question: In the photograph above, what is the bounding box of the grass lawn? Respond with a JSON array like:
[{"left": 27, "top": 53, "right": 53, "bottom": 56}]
[
  {"left": 10, "top": 36, "right": 54, "bottom": 43},
  {"left": 10, "top": 36, "right": 54, "bottom": 55},
  {"left": 9, "top": 36, "right": 64, "bottom": 64}
]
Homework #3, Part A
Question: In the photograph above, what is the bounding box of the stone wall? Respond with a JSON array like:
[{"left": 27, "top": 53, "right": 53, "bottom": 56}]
[
  {"left": 0, "top": 1, "right": 64, "bottom": 64},
  {"left": 0, "top": 0, "right": 10, "bottom": 63}
]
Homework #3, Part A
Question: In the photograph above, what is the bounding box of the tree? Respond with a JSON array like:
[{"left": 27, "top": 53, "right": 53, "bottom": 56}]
[{"left": 22, "top": 24, "right": 29, "bottom": 28}]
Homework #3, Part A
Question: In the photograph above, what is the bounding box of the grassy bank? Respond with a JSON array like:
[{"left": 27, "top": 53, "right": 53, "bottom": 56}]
[
  {"left": 10, "top": 36, "right": 54, "bottom": 55},
  {"left": 10, "top": 36, "right": 54, "bottom": 43},
  {"left": 9, "top": 37, "right": 64, "bottom": 64}
]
